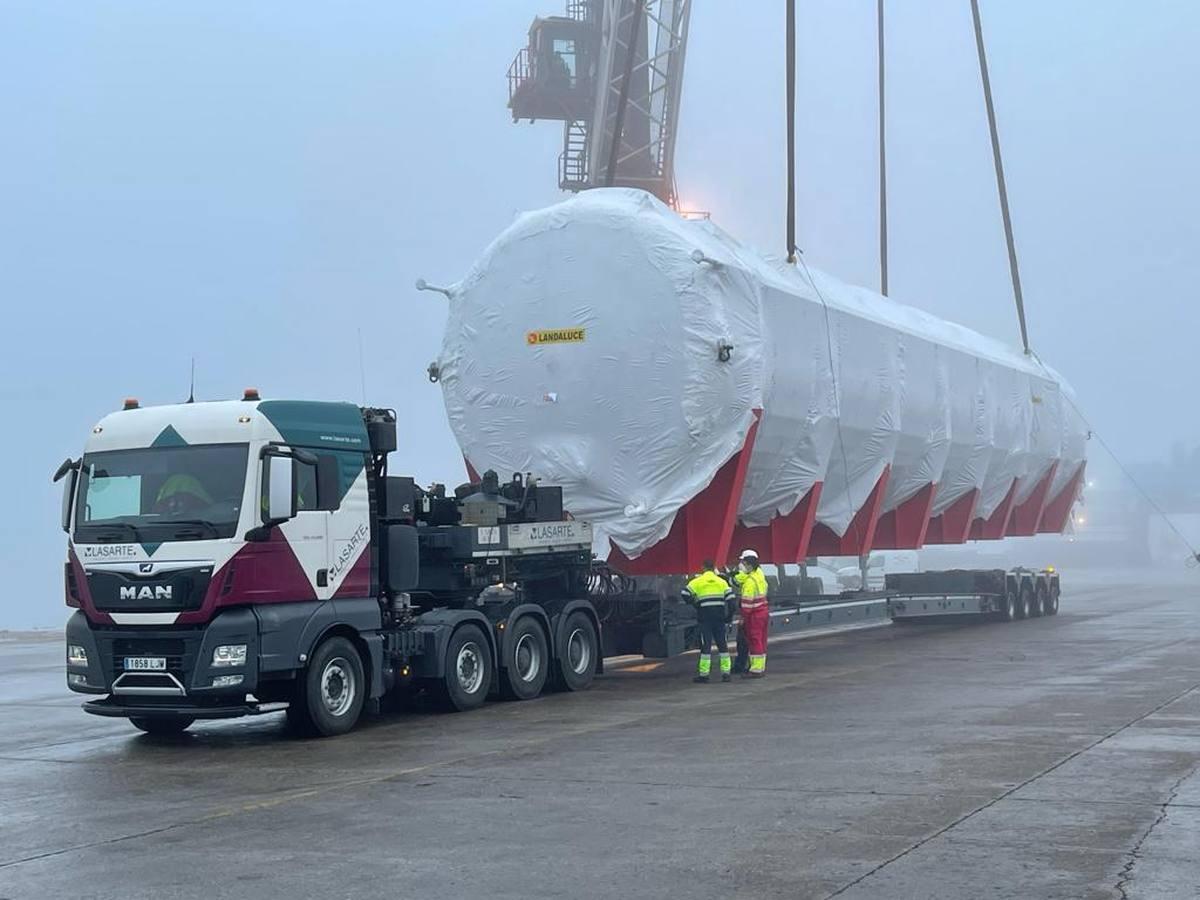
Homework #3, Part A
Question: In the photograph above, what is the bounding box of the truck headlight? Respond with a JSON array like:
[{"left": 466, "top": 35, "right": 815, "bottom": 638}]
[
  {"left": 212, "top": 644, "right": 247, "bottom": 668},
  {"left": 67, "top": 645, "right": 88, "bottom": 667}
]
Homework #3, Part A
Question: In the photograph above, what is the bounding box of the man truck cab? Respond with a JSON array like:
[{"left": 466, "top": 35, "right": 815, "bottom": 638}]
[{"left": 57, "top": 394, "right": 387, "bottom": 734}]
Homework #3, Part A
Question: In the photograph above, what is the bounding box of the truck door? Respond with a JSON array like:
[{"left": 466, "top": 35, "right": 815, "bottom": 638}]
[
  {"left": 318, "top": 450, "right": 372, "bottom": 599},
  {"left": 290, "top": 458, "right": 331, "bottom": 597}
]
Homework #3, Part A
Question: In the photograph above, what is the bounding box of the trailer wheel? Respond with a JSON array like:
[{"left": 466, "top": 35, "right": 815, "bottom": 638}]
[
  {"left": 1002, "top": 588, "right": 1020, "bottom": 622},
  {"left": 438, "top": 624, "right": 493, "bottom": 712},
  {"left": 555, "top": 611, "right": 598, "bottom": 692},
  {"left": 1018, "top": 583, "right": 1033, "bottom": 619},
  {"left": 501, "top": 616, "right": 549, "bottom": 701},
  {"left": 288, "top": 636, "right": 366, "bottom": 737},
  {"left": 1046, "top": 584, "right": 1060, "bottom": 615},
  {"left": 130, "top": 716, "right": 193, "bottom": 735},
  {"left": 1031, "top": 584, "right": 1047, "bottom": 617}
]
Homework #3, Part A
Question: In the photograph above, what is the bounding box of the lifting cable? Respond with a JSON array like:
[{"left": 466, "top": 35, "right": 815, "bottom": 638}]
[
  {"left": 785, "top": 0, "right": 798, "bottom": 263},
  {"left": 970, "top": 0, "right": 1030, "bottom": 355},
  {"left": 971, "top": 3, "right": 1198, "bottom": 567},
  {"left": 877, "top": 0, "right": 889, "bottom": 296}
]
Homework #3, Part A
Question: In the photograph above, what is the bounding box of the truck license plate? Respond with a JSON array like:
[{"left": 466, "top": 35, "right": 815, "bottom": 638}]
[{"left": 124, "top": 657, "right": 166, "bottom": 671}]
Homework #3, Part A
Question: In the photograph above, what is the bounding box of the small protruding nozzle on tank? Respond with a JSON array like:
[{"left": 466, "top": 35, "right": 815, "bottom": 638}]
[{"left": 415, "top": 278, "right": 452, "bottom": 298}]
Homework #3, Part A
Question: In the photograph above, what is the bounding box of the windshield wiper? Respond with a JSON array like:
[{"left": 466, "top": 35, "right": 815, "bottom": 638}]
[
  {"left": 87, "top": 521, "right": 143, "bottom": 542},
  {"left": 166, "top": 519, "right": 221, "bottom": 538}
]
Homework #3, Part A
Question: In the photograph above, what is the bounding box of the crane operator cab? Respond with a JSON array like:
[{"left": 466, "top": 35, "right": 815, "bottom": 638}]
[{"left": 507, "top": 15, "right": 593, "bottom": 122}]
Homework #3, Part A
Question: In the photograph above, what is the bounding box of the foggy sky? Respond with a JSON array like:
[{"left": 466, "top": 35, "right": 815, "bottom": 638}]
[{"left": 2, "top": 2, "right": 1196, "bottom": 627}]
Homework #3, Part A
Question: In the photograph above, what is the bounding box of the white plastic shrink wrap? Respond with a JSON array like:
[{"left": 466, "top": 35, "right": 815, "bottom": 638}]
[{"left": 437, "top": 189, "right": 1086, "bottom": 561}]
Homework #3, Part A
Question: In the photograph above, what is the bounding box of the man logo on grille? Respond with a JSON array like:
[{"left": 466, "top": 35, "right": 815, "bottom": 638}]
[{"left": 139, "top": 563, "right": 154, "bottom": 574}]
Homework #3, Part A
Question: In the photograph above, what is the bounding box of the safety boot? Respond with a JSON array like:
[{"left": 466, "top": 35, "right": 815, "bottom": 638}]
[
  {"left": 721, "top": 674, "right": 732, "bottom": 683},
  {"left": 692, "top": 675, "right": 710, "bottom": 684}
]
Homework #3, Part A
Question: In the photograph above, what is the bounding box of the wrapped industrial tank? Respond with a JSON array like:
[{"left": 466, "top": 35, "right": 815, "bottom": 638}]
[{"left": 435, "top": 189, "right": 1087, "bottom": 574}]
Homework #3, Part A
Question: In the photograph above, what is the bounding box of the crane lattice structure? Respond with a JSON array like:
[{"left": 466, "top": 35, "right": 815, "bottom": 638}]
[{"left": 507, "top": 0, "right": 691, "bottom": 207}]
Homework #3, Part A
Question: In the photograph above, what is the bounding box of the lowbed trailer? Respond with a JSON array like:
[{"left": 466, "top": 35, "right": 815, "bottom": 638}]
[
  {"left": 625, "top": 568, "right": 1062, "bottom": 662},
  {"left": 55, "top": 395, "right": 1064, "bottom": 738}
]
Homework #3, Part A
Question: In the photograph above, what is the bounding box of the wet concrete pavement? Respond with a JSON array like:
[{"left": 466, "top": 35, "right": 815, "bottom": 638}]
[{"left": 1, "top": 576, "right": 1198, "bottom": 899}]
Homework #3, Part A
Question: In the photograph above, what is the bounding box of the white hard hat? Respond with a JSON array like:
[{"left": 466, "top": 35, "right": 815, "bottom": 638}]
[{"left": 739, "top": 549, "right": 759, "bottom": 562}]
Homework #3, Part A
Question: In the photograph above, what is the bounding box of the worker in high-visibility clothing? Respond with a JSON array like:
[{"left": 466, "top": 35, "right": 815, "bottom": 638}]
[
  {"left": 682, "top": 560, "right": 736, "bottom": 683},
  {"left": 733, "top": 549, "right": 770, "bottom": 677}
]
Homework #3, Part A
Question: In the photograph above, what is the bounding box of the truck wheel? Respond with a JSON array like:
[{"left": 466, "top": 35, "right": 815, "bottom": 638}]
[
  {"left": 1046, "top": 585, "right": 1060, "bottom": 615},
  {"left": 439, "top": 624, "right": 492, "bottom": 712},
  {"left": 288, "top": 636, "right": 366, "bottom": 737},
  {"left": 130, "top": 716, "right": 193, "bottom": 735},
  {"left": 1002, "top": 589, "right": 1019, "bottom": 622},
  {"left": 1018, "top": 584, "right": 1033, "bottom": 619},
  {"left": 555, "top": 611, "right": 597, "bottom": 692},
  {"left": 501, "top": 616, "right": 548, "bottom": 701}
]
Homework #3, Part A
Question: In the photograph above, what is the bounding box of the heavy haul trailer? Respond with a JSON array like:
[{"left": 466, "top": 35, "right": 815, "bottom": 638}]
[{"left": 56, "top": 397, "right": 1066, "bottom": 737}]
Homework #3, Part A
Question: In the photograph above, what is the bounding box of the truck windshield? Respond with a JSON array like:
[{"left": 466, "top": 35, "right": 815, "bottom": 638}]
[{"left": 74, "top": 444, "right": 249, "bottom": 542}]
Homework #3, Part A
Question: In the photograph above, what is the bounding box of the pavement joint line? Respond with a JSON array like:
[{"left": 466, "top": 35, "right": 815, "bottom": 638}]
[
  {"left": 820, "top": 678, "right": 1200, "bottom": 900},
  {"left": 410, "top": 770, "right": 1004, "bottom": 802},
  {"left": 1113, "top": 760, "right": 1200, "bottom": 899}
]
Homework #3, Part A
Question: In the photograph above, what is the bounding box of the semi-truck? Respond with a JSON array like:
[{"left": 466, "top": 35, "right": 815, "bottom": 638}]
[{"left": 56, "top": 393, "right": 1063, "bottom": 737}]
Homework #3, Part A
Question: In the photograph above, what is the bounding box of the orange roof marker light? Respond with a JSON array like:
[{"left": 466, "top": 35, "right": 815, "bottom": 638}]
[
  {"left": 122, "top": 398, "right": 139, "bottom": 410},
  {"left": 242, "top": 388, "right": 261, "bottom": 401}
]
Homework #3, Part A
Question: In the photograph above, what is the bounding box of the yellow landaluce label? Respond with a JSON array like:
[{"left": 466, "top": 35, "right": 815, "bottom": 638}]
[{"left": 527, "top": 328, "right": 586, "bottom": 345}]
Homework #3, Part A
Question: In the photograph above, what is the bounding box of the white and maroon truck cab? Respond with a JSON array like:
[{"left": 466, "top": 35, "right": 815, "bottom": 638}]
[{"left": 58, "top": 393, "right": 387, "bottom": 733}]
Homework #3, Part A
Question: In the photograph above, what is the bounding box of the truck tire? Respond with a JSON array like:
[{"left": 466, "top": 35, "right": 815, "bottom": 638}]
[
  {"left": 1018, "top": 583, "right": 1033, "bottom": 619},
  {"left": 130, "top": 716, "right": 193, "bottom": 735},
  {"left": 438, "top": 624, "right": 493, "bottom": 712},
  {"left": 287, "top": 636, "right": 366, "bottom": 737},
  {"left": 1046, "top": 584, "right": 1060, "bottom": 615},
  {"left": 555, "top": 611, "right": 597, "bottom": 692},
  {"left": 500, "top": 616, "right": 549, "bottom": 701}
]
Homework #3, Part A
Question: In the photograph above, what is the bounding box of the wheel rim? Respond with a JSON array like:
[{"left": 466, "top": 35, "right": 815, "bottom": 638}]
[
  {"left": 457, "top": 642, "right": 485, "bottom": 694},
  {"left": 514, "top": 633, "right": 542, "bottom": 684},
  {"left": 566, "top": 627, "right": 591, "bottom": 675},
  {"left": 320, "top": 657, "right": 357, "bottom": 717}
]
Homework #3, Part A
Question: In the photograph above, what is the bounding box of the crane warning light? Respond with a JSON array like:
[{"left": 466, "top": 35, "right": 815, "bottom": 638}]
[
  {"left": 122, "top": 398, "right": 140, "bottom": 410},
  {"left": 242, "top": 387, "right": 261, "bottom": 401}
]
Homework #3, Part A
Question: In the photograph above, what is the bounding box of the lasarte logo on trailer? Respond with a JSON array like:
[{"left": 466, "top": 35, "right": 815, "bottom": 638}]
[{"left": 526, "top": 328, "right": 585, "bottom": 345}]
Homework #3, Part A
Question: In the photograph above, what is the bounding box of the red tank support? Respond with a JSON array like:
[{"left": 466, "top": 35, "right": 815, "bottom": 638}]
[
  {"left": 924, "top": 488, "right": 979, "bottom": 544},
  {"left": 970, "top": 479, "right": 1018, "bottom": 540},
  {"left": 464, "top": 457, "right": 480, "bottom": 483},
  {"left": 1038, "top": 463, "right": 1085, "bottom": 534},
  {"left": 807, "top": 467, "right": 891, "bottom": 557},
  {"left": 873, "top": 482, "right": 937, "bottom": 550},
  {"left": 612, "top": 411, "right": 762, "bottom": 575},
  {"left": 1007, "top": 462, "right": 1059, "bottom": 537},
  {"left": 728, "top": 482, "right": 824, "bottom": 565},
  {"left": 771, "top": 482, "right": 823, "bottom": 562}
]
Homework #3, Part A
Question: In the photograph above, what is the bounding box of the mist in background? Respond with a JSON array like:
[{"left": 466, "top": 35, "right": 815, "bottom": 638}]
[{"left": 3, "top": 1, "right": 1197, "bottom": 627}]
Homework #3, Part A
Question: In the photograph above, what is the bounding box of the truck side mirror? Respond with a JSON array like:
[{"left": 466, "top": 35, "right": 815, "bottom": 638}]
[
  {"left": 54, "top": 458, "right": 79, "bottom": 533},
  {"left": 386, "top": 525, "right": 420, "bottom": 592},
  {"left": 265, "top": 454, "right": 297, "bottom": 524}
]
